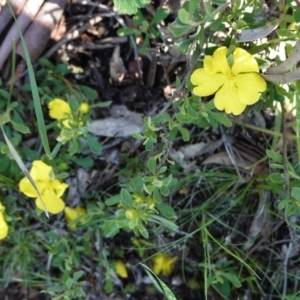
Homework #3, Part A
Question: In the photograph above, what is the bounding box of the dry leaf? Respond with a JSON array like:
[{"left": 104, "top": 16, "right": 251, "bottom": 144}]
[{"left": 88, "top": 117, "right": 143, "bottom": 137}]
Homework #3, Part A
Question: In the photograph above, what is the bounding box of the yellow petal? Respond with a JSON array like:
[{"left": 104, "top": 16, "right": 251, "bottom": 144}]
[
  {"left": 19, "top": 177, "right": 39, "bottom": 198},
  {"left": 152, "top": 253, "right": 177, "bottom": 277},
  {"left": 204, "top": 47, "right": 230, "bottom": 75},
  {"left": 191, "top": 69, "right": 226, "bottom": 97},
  {"left": 31, "top": 160, "right": 53, "bottom": 181},
  {"left": 19, "top": 177, "right": 34, "bottom": 197},
  {"left": 234, "top": 73, "right": 266, "bottom": 105},
  {"left": 64, "top": 206, "right": 87, "bottom": 230},
  {"left": 48, "top": 98, "right": 71, "bottom": 120},
  {"left": 232, "top": 48, "right": 259, "bottom": 74},
  {"left": 62, "top": 119, "right": 71, "bottom": 128},
  {"left": 52, "top": 179, "right": 68, "bottom": 197},
  {"left": 214, "top": 81, "right": 247, "bottom": 115},
  {"left": 0, "top": 212, "right": 8, "bottom": 239},
  {"left": 115, "top": 259, "right": 128, "bottom": 278},
  {"left": 35, "top": 190, "right": 65, "bottom": 214}
]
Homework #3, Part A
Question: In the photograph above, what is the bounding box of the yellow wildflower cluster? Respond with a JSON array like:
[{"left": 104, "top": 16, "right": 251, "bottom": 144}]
[
  {"left": 191, "top": 47, "right": 266, "bottom": 115},
  {"left": 48, "top": 98, "right": 90, "bottom": 128},
  {"left": 19, "top": 160, "right": 68, "bottom": 214}
]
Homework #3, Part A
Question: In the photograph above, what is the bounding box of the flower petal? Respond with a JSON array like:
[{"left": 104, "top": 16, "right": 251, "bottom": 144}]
[
  {"left": 36, "top": 190, "right": 65, "bottom": 214},
  {"left": 48, "top": 98, "right": 71, "bottom": 120},
  {"left": 19, "top": 177, "right": 39, "bottom": 198},
  {"left": 115, "top": 260, "right": 128, "bottom": 278},
  {"left": 30, "top": 160, "right": 53, "bottom": 181},
  {"left": 191, "top": 68, "right": 226, "bottom": 97},
  {"left": 0, "top": 212, "right": 8, "bottom": 239},
  {"left": 214, "top": 81, "right": 247, "bottom": 115},
  {"left": 232, "top": 48, "right": 259, "bottom": 74},
  {"left": 64, "top": 206, "right": 86, "bottom": 229},
  {"left": 152, "top": 253, "right": 177, "bottom": 277},
  {"left": 234, "top": 73, "right": 266, "bottom": 105},
  {"left": 204, "top": 47, "right": 230, "bottom": 75},
  {"left": 52, "top": 179, "right": 68, "bottom": 197}
]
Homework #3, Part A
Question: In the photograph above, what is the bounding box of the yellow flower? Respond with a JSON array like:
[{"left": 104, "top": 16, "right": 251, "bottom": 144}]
[
  {"left": 115, "top": 259, "right": 128, "bottom": 278},
  {"left": 125, "top": 208, "right": 139, "bottom": 221},
  {"left": 0, "top": 202, "right": 8, "bottom": 240},
  {"left": 152, "top": 253, "right": 177, "bottom": 277},
  {"left": 64, "top": 206, "right": 87, "bottom": 230},
  {"left": 78, "top": 103, "right": 90, "bottom": 114},
  {"left": 48, "top": 98, "right": 72, "bottom": 128},
  {"left": 191, "top": 47, "right": 267, "bottom": 115},
  {"left": 19, "top": 160, "right": 68, "bottom": 214},
  {"left": 48, "top": 98, "right": 71, "bottom": 120},
  {"left": 48, "top": 99, "right": 90, "bottom": 129}
]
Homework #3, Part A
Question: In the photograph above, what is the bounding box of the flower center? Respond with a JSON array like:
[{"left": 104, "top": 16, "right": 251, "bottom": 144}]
[
  {"left": 45, "top": 180, "right": 54, "bottom": 189},
  {"left": 227, "top": 72, "right": 234, "bottom": 80}
]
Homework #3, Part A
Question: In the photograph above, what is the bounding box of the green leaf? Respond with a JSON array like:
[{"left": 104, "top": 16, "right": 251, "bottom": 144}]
[
  {"left": 291, "top": 187, "right": 300, "bottom": 201},
  {"left": 117, "top": 27, "right": 136, "bottom": 36},
  {"left": 208, "top": 111, "right": 232, "bottom": 127},
  {"left": 176, "top": 112, "right": 194, "bottom": 122},
  {"left": 121, "top": 188, "right": 133, "bottom": 206},
  {"left": 0, "top": 89, "right": 10, "bottom": 100},
  {"left": 221, "top": 272, "right": 242, "bottom": 288},
  {"left": 72, "top": 156, "right": 94, "bottom": 168},
  {"left": 113, "top": 0, "right": 151, "bottom": 15},
  {"left": 79, "top": 85, "right": 98, "bottom": 101},
  {"left": 132, "top": 132, "right": 144, "bottom": 139},
  {"left": 11, "top": 120, "right": 30, "bottom": 134},
  {"left": 270, "top": 163, "right": 283, "bottom": 169},
  {"left": 133, "top": 176, "right": 144, "bottom": 192},
  {"left": 143, "top": 183, "right": 156, "bottom": 194},
  {"left": 178, "top": 126, "right": 190, "bottom": 141},
  {"left": 138, "top": 223, "right": 149, "bottom": 238},
  {"left": 268, "top": 173, "right": 284, "bottom": 183},
  {"left": 156, "top": 203, "right": 175, "bottom": 218},
  {"left": 73, "top": 271, "right": 84, "bottom": 282},
  {"left": 147, "top": 157, "right": 157, "bottom": 174},
  {"left": 266, "top": 149, "right": 283, "bottom": 163},
  {"left": 151, "top": 214, "right": 178, "bottom": 231},
  {"left": 105, "top": 195, "right": 122, "bottom": 206},
  {"left": 294, "top": 8, "right": 300, "bottom": 23},
  {"left": 213, "top": 280, "right": 230, "bottom": 298},
  {"left": 189, "top": 0, "right": 200, "bottom": 14},
  {"left": 92, "top": 101, "right": 112, "bottom": 108},
  {"left": 66, "top": 278, "right": 74, "bottom": 289},
  {"left": 86, "top": 133, "right": 102, "bottom": 154},
  {"left": 160, "top": 185, "right": 170, "bottom": 196},
  {"left": 68, "top": 138, "right": 79, "bottom": 155},
  {"left": 102, "top": 220, "right": 119, "bottom": 238},
  {"left": 178, "top": 8, "right": 199, "bottom": 26},
  {"left": 276, "top": 28, "right": 295, "bottom": 39},
  {"left": 278, "top": 198, "right": 289, "bottom": 210},
  {"left": 150, "top": 8, "right": 169, "bottom": 26},
  {"left": 286, "top": 204, "right": 299, "bottom": 216},
  {"left": 169, "top": 22, "right": 195, "bottom": 37},
  {"left": 140, "top": 263, "right": 178, "bottom": 300}
]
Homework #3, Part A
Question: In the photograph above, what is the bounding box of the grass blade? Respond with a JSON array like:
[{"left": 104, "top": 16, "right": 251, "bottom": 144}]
[
  {"left": 6, "top": 2, "right": 51, "bottom": 158},
  {"left": 0, "top": 117, "right": 49, "bottom": 217}
]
